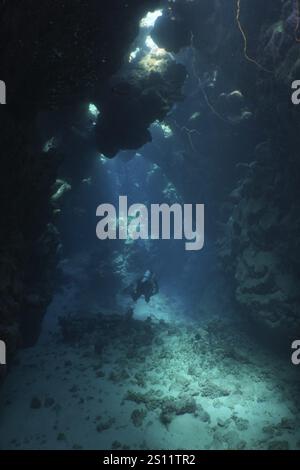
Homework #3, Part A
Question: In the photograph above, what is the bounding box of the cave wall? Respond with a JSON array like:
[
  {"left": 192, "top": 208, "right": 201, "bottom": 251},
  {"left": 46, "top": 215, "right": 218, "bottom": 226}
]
[
  {"left": 0, "top": 0, "right": 167, "bottom": 362},
  {"left": 217, "top": 0, "right": 300, "bottom": 339},
  {"left": 150, "top": 0, "right": 300, "bottom": 339}
]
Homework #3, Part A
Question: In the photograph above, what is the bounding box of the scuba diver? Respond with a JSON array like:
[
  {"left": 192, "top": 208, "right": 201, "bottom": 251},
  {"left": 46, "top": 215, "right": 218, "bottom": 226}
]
[{"left": 124, "top": 270, "right": 159, "bottom": 303}]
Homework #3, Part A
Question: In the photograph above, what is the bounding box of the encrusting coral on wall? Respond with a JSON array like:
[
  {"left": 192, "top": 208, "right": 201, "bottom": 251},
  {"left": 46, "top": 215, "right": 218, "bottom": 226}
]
[{"left": 216, "top": 0, "right": 300, "bottom": 339}]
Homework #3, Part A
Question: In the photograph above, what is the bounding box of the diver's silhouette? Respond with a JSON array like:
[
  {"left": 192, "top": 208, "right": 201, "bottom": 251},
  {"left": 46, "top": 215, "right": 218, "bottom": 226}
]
[{"left": 124, "top": 270, "right": 159, "bottom": 303}]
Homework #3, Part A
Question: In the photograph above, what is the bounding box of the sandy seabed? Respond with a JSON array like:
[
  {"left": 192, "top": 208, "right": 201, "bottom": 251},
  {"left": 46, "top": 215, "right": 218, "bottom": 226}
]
[{"left": 1, "top": 293, "right": 300, "bottom": 451}]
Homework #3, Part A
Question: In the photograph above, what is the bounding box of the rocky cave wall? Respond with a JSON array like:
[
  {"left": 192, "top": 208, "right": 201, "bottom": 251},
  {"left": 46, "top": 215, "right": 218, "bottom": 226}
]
[
  {"left": 1, "top": 0, "right": 186, "bottom": 365},
  {"left": 148, "top": 0, "right": 300, "bottom": 340},
  {"left": 217, "top": 0, "right": 300, "bottom": 340}
]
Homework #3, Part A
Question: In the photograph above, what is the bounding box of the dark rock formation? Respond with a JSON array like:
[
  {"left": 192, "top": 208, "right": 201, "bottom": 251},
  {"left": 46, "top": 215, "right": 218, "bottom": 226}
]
[
  {"left": 142, "top": 0, "right": 300, "bottom": 340},
  {"left": 219, "top": 141, "right": 300, "bottom": 338},
  {"left": 1, "top": 0, "right": 189, "bottom": 361},
  {"left": 213, "top": 0, "right": 300, "bottom": 339},
  {"left": 95, "top": 60, "right": 187, "bottom": 157},
  {"left": 151, "top": 0, "right": 218, "bottom": 53},
  {"left": 59, "top": 311, "right": 156, "bottom": 350}
]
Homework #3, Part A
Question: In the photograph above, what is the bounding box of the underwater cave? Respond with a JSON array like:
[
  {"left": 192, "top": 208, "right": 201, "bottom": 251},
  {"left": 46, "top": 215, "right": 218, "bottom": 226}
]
[{"left": 0, "top": 0, "right": 300, "bottom": 454}]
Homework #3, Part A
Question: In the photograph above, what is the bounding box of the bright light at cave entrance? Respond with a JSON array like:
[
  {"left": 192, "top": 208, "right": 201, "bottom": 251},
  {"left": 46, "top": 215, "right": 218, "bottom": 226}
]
[
  {"left": 145, "top": 35, "right": 165, "bottom": 56},
  {"left": 129, "top": 47, "right": 140, "bottom": 63},
  {"left": 140, "top": 10, "right": 163, "bottom": 29},
  {"left": 145, "top": 35, "right": 157, "bottom": 50},
  {"left": 89, "top": 103, "right": 100, "bottom": 118}
]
